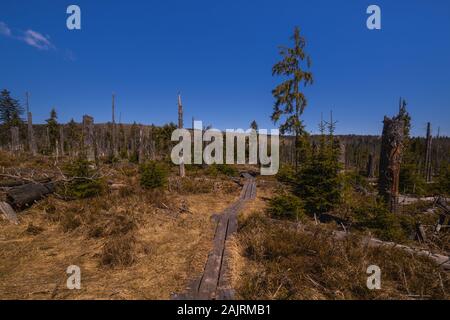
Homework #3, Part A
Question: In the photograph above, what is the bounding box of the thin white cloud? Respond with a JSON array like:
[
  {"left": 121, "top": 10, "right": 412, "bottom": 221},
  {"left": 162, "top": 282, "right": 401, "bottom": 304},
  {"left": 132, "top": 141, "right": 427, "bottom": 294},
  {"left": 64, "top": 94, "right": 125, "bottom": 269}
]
[
  {"left": 22, "top": 29, "right": 54, "bottom": 50},
  {"left": 0, "top": 21, "right": 12, "bottom": 37},
  {"left": 0, "top": 21, "right": 55, "bottom": 50}
]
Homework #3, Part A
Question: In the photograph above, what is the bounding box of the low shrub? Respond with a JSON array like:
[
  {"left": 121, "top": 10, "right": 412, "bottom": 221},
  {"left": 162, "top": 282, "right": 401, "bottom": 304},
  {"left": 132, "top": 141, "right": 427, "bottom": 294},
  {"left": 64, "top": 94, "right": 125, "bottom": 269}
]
[
  {"left": 139, "top": 161, "right": 168, "bottom": 189},
  {"left": 352, "top": 199, "right": 409, "bottom": 242},
  {"left": 206, "top": 164, "right": 238, "bottom": 177},
  {"left": 215, "top": 164, "right": 238, "bottom": 176},
  {"left": 276, "top": 165, "right": 296, "bottom": 184},
  {"left": 63, "top": 156, "right": 103, "bottom": 199},
  {"left": 267, "top": 194, "right": 304, "bottom": 221}
]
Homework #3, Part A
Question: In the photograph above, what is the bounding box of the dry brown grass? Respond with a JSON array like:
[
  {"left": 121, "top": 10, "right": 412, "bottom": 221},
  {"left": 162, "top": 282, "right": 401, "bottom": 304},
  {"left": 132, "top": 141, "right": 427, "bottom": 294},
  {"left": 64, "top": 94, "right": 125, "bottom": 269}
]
[
  {"left": 228, "top": 179, "right": 450, "bottom": 300},
  {"left": 0, "top": 158, "right": 240, "bottom": 299},
  {"left": 231, "top": 211, "right": 450, "bottom": 300}
]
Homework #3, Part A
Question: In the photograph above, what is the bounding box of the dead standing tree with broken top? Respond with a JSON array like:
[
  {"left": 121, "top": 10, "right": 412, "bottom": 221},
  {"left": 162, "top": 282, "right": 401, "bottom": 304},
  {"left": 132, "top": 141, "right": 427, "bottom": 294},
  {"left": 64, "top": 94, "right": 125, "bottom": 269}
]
[
  {"left": 82, "top": 115, "right": 96, "bottom": 163},
  {"left": 378, "top": 103, "right": 407, "bottom": 213},
  {"left": 178, "top": 93, "right": 185, "bottom": 177}
]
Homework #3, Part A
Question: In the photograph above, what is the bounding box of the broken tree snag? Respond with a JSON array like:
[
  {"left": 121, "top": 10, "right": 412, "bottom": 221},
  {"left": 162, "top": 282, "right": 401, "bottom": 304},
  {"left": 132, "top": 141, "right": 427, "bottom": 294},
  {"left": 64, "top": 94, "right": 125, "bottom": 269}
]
[
  {"left": 6, "top": 182, "right": 54, "bottom": 210},
  {"left": 27, "top": 111, "right": 37, "bottom": 155},
  {"left": 82, "top": 115, "right": 96, "bottom": 162},
  {"left": 59, "top": 125, "right": 65, "bottom": 156},
  {"left": 178, "top": 93, "right": 185, "bottom": 177},
  {"left": 424, "top": 122, "right": 433, "bottom": 182},
  {"left": 367, "top": 153, "right": 375, "bottom": 178},
  {"left": 138, "top": 125, "right": 145, "bottom": 164},
  {"left": 27, "top": 109, "right": 37, "bottom": 155},
  {"left": 10, "top": 126, "right": 20, "bottom": 152},
  {"left": 378, "top": 114, "right": 405, "bottom": 213},
  {"left": 111, "top": 92, "right": 118, "bottom": 157},
  {"left": 415, "top": 223, "right": 427, "bottom": 242},
  {"left": 45, "top": 127, "right": 51, "bottom": 150}
]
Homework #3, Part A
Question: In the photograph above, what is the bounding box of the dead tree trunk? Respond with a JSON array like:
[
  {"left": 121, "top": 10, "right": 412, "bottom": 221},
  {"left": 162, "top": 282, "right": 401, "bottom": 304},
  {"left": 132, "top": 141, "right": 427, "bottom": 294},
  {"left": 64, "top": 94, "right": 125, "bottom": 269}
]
[
  {"left": 27, "top": 113, "right": 37, "bottom": 155},
  {"left": 59, "top": 125, "right": 65, "bottom": 156},
  {"left": 138, "top": 125, "right": 145, "bottom": 164},
  {"left": 10, "top": 126, "right": 20, "bottom": 152},
  {"left": 424, "top": 122, "right": 432, "bottom": 182},
  {"left": 26, "top": 93, "right": 37, "bottom": 155},
  {"left": 178, "top": 93, "right": 185, "bottom": 177},
  {"left": 367, "top": 153, "right": 375, "bottom": 178},
  {"left": 378, "top": 114, "right": 405, "bottom": 213},
  {"left": 112, "top": 93, "right": 118, "bottom": 157},
  {"left": 82, "top": 115, "right": 96, "bottom": 162},
  {"left": 45, "top": 127, "right": 50, "bottom": 150}
]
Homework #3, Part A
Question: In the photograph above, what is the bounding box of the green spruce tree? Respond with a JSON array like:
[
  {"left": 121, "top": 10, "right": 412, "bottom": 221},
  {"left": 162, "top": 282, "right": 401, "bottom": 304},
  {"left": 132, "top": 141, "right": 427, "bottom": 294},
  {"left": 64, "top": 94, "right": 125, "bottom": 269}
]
[
  {"left": 295, "top": 113, "right": 341, "bottom": 215},
  {"left": 271, "top": 27, "right": 313, "bottom": 171},
  {"left": 46, "top": 108, "right": 59, "bottom": 152},
  {"left": 0, "top": 89, "right": 24, "bottom": 127}
]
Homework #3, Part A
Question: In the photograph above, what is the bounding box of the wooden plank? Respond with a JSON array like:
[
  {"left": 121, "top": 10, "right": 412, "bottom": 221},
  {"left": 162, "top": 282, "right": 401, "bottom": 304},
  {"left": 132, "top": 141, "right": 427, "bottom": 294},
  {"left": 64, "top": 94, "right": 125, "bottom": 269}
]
[
  {"left": 196, "top": 214, "right": 229, "bottom": 299},
  {"left": 176, "top": 176, "right": 257, "bottom": 300}
]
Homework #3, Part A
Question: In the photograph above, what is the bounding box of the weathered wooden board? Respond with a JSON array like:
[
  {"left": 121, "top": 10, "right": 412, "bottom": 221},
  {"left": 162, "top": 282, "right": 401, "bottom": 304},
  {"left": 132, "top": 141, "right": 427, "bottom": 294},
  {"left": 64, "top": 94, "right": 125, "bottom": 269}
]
[{"left": 175, "top": 176, "right": 256, "bottom": 300}]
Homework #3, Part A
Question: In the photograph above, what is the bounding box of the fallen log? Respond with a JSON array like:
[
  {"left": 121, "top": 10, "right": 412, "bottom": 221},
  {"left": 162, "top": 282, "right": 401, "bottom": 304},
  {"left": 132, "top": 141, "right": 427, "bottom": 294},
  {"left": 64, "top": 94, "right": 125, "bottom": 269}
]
[
  {"left": 0, "top": 180, "right": 27, "bottom": 188},
  {"left": 330, "top": 229, "right": 450, "bottom": 271},
  {"left": 267, "top": 218, "right": 450, "bottom": 271},
  {"left": 6, "top": 182, "right": 55, "bottom": 210},
  {"left": 0, "top": 177, "right": 51, "bottom": 189}
]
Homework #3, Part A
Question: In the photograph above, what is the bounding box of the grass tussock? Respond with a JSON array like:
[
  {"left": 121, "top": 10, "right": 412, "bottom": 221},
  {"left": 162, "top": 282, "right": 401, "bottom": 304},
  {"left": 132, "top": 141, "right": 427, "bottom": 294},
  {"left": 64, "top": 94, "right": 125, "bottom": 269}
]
[
  {"left": 233, "top": 212, "right": 450, "bottom": 300},
  {"left": 24, "top": 222, "right": 44, "bottom": 235},
  {"left": 100, "top": 233, "right": 137, "bottom": 268}
]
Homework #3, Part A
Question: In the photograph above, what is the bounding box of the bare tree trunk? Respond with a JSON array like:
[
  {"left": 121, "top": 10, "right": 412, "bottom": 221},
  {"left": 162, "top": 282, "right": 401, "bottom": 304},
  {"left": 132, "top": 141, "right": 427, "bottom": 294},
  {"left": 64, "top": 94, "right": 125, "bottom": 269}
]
[
  {"left": 424, "top": 122, "right": 432, "bottom": 182},
  {"left": 59, "top": 125, "right": 64, "bottom": 156},
  {"left": 55, "top": 139, "right": 59, "bottom": 162},
  {"left": 178, "top": 93, "right": 185, "bottom": 177},
  {"left": 112, "top": 93, "right": 118, "bottom": 157},
  {"left": 82, "top": 115, "right": 96, "bottom": 162},
  {"left": 378, "top": 114, "right": 405, "bottom": 213},
  {"left": 45, "top": 127, "right": 50, "bottom": 151},
  {"left": 26, "top": 93, "right": 37, "bottom": 155},
  {"left": 138, "top": 125, "right": 145, "bottom": 164},
  {"left": 367, "top": 153, "right": 375, "bottom": 178},
  {"left": 10, "top": 126, "right": 20, "bottom": 152}
]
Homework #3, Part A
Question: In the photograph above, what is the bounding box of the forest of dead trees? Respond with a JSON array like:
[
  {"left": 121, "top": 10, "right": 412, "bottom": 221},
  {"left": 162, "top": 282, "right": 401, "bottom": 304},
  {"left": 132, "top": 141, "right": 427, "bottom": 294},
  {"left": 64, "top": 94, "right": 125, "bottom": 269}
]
[{"left": 1, "top": 90, "right": 449, "bottom": 181}]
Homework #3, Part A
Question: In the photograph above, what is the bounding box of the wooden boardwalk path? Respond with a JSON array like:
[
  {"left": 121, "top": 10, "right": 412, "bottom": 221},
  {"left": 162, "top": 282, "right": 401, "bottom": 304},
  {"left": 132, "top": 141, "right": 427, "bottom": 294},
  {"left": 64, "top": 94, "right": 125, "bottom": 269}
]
[{"left": 173, "top": 175, "right": 256, "bottom": 300}]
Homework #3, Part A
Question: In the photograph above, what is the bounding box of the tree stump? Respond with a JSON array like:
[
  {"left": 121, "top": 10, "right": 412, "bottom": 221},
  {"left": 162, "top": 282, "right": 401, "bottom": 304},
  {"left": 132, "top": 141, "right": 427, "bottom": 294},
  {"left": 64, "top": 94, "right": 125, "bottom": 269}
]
[{"left": 378, "top": 115, "right": 405, "bottom": 213}]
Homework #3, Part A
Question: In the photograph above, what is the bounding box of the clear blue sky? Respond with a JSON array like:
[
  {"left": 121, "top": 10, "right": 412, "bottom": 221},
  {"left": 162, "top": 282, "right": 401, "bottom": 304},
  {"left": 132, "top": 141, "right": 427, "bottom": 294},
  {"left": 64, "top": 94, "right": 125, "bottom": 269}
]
[{"left": 1, "top": 0, "right": 449, "bottom": 136}]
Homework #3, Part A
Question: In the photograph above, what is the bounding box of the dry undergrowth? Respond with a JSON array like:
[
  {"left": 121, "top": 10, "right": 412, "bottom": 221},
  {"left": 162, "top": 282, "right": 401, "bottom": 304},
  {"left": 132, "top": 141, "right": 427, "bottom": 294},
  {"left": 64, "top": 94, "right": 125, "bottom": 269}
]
[
  {"left": 230, "top": 211, "right": 450, "bottom": 300},
  {"left": 0, "top": 156, "right": 241, "bottom": 299}
]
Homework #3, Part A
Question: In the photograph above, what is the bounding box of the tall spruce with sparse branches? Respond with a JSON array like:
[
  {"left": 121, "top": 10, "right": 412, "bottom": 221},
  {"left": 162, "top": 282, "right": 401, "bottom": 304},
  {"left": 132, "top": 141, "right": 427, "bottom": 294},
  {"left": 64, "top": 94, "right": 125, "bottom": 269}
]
[{"left": 271, "top": 27, "right": 313, "bottom": 171}]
